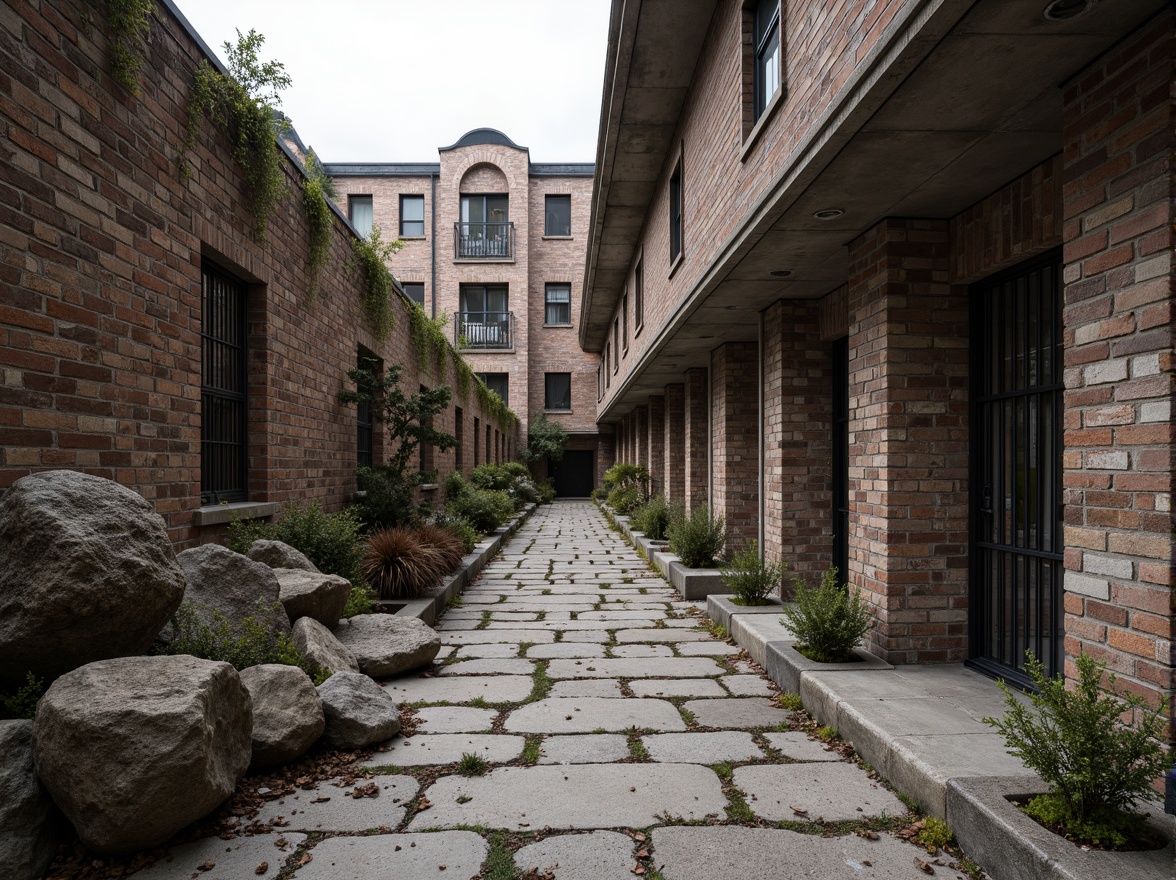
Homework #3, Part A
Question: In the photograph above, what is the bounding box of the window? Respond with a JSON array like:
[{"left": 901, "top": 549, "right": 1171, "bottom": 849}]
[
  {"left": 545, "top": 373, "right": 572, "bottom": 411},
  {"left": 201, "top": 261, "right": 248, "bottom": 504},
  {"left": 473, "top": 416, "right": 481, "bottom": 464},
  {"left": 604, "top": 342, "right": 611, "bottom": 387},
  {"left": 634, "top": 258, "right": 644, "bottom": 332},
  {"left": 460, "top": 284, "right": 508, "bottom": 315},
  {"left": 669, "top": 161, "right": 683, "bottom": 263},
  {"left": 457, "top": 194, "right": 511, "bottom": 258},
  {"left": 545, "top": 283, "right": 571, "bottom": 325},
  {"left": 349, "top": 195, "right": 373, "bottom": 237},
  {"left": 419, "top": 385, "right": 434, "bottom": 475},
  {"left": 476, "top": 372, "right": 509, "bottom": 407},
  {"left": 613, "top": 319, "right": 620, "bottom": 372},
  {"left": 545, "top": 194, "right": 571, "bottom": 236},
  {"left": 356, "top": 355, "right": 375, "bottom": 470},
  {"left": 754, "top": 0, "right": 781, "bottom": 121},
  {"left": 485, "top": 424, "right": 491, "bottom": 466},
  {"left": 403, "top": 282, "right": 425, "bottom": 306},
  {"left": 459, "top": 285, "right": 511, "bottom": 348},
  {"left": 400, "top": 195, "right": 425, "bottom": 237},
  {"left": 622, "top": 291, "right": 629, "bottom": 351},
  {"left": 454, "top": 406, "right": 464, "bottom": 474}
]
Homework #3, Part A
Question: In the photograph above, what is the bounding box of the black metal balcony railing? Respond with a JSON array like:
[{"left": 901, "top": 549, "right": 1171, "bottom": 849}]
[
  {"left": 456, "top": 311, "right": 514, "bottom": 350},
  {"left": 454, "top": 221, "right": 514, "bottom": 259}
]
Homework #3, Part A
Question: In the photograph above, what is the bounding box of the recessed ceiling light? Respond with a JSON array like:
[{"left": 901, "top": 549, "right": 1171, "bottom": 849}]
[
  {"left": 1043, "top": 0, "right": 1095, "bottom": 21},
  {"left": 813, "top": 208, "right": 844, "bottom": 221},
  {"left": 770, "top": 269, "right": 792, "bottom": 277}
]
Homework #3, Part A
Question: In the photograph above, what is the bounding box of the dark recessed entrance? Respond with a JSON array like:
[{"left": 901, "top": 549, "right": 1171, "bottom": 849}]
[
  {"left": 550, "top": 450, "right": 595, "bottom": 498},
  {"left": 968, "top": 250, "right": 1064, "bottom": 688}
]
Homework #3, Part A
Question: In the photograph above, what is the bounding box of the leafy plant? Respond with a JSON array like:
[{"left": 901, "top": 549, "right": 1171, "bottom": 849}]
[
  {"left": 407, "top": 304, "right": 450, "bottom": 376},
  {"left": 782, "top": 565, "right": 871, "bottom": 663},
  {"left": 606, "top": 485, "right": 642, "bottom": 514},
  {"left": 914, "top": 817, "right": 954, "bottom": 853},
  {"left": 521, "top": 412, "right": 568, "bottom": 463},
  {"left": 667, "top": 504, "right": 726, "bottom": 567},
  {"left": 443, "top": 471, "right": 515, "bottom": 532},
  {"left": 414, "top": 523, "right": 466, "bottom": 572},
  {"left": 227, "top": 500, "right": 366, "bottom": 586},
  {"left": 301, "top": 149, "right": 334, "bottom": 293},
  {"left": 341, "top": 580, "right": 376, "bottom": 618},
  {"left": 983, "top": 651, "right": 1169, "bottom": 847},
  {"left": 184, "top": 29, "right": 291, "bottom": 237},
  {"left": 629, "top": 495, "right": 673, "bottom": 540},
  {"left": 0, "top": 672, "right": 46, "bottom": 720},
  {"left": 602, "top": 462, "right": 649, "bottom": 494},
  {"left": 348, "top": 225, "right": 404, "bottom": 340},
  {"left": 537, "top": 478, "right": 557, "bottom": 504},
  {"left": 104, "top": 0, "right": 156, "bottom": 93},
  {"left": 720, "top": 540, "right": 785, "bottom": 605}
]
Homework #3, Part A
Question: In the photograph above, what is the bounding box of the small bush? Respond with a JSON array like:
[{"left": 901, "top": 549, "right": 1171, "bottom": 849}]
[
  {"left": 446, "top": 485, "right": 510, "bottom": 532},
  {"left": 342, "top": 581, "right": 376, "bottom": 618},
  {"left": 983, "top": 651, "right": 1169, "bottom": 847},
  {"left": 228, "top": 500, "right": 365, "bottom": 586},
  {"left": 363, "top": 527, "right": 450, "bottom": 600},
  {"left": 430, "top": 511, "right": 480, "bottom": 554},
  {"left": 602, "top": 462, "right": 649, "bottom": 494},
  {"left": 913, "top": 817, "right": 954, "bottom": 853},
  {"left": 590, "top": 487, "right": 606, "bottom": 502},
  {"left": 0, "top": 672, "right": 46, "bottom": 720},
  {"left": 538, "top": 478, "right": 557, "bottom": 505},
  {"left": 354, "top": 465, "right": 425, "bottom": 530},
  {"left": 782, "top": 565, "right": 871, "bottom": 663},
  {"left": 512, "top": 477, "right": 540, "bottom": 505},
  {"left": 606, "top": 484, "right": 643, "bottom": 514},
  {"left": 720, "top": 540, "right": 785, "bottom": 605},
  {"left": 443, "top": 470, "right": 467, "bottom": 500},
  {"left": 667, "top": 505, "right": 726, "bottom": 568},
  {"left": 414, "top": 524, "right": 466, "bottom": 573},
  {"left": 629, "top": 495, "right": 672, "bottom": 540},
  {"left": 470, "top": 463, "right": 512, "bottom": 492}
]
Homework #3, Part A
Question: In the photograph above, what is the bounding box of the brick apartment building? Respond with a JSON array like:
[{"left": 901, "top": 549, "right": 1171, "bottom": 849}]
[
  {"left": 585, "top": 0, "right": 1174, "bottom": 739},
  {"left": 0, "top": 0, "right": 520, "bottom": 545},
  {"left": 324, "top": 132, "right": 608, "bottom": 496}
]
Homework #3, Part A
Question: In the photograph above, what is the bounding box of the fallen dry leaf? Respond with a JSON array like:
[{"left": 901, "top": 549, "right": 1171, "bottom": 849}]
[
  {"left": 197, "top": 861, "right": 215, "bottom": 873},
  {"left": 914, "top": 857, "right": 934, "bottom": 875},
  {"left": 790, "top": 806, "right": 808, "bottom": 816},
  {"left": 636, "top": 848, "right": 650, "bottom": 859},
  {"left": 254, "top": 863, "right": 268, "bottom": 875},
  {"left": 631, "top": 865, "right": 645, "bottom": 876},
  {"left": 632, "top": 832, "right": 647, "bottom": 842},
  {"left": 310, "top": 796, "right": 331, "bottom": 804},
  {"left": 298, "top": 853, "right": 313, "bottom": 867},
  {"left": 856, "top": 829, "right": 879, "bottom": 841}
]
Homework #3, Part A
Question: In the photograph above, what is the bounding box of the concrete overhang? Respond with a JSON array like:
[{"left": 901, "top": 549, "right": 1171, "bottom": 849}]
[
  {"left": 592, "top": 0, "right": 1168, "bottom": 421},
  {"left": 581, "top": 0, "right": 720, "bottom": 352}
]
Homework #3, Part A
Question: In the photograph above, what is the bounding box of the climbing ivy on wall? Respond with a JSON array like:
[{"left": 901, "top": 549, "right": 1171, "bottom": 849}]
[
  {"left": 302, "top": 150, "right": 335, "bottom": 294},
  {"left": 101, "top": 0, "right": 157, "bottom": 93},
  {"left": 407, "top": 304, "right": 450, "bottom": 376},
  {"left": 349, "top": 225, "right": 403, "bottom": 341}
]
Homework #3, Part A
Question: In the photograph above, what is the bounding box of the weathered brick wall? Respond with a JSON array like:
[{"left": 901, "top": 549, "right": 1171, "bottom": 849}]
[
  {"left": 663, "top": 383, "right": 686, "bottom": 502},
  {"left": 762, "top": 300, "right": 832, "bottom": 583},
  {"left": 634, "top": 405, "right": 648, "bottom": 470},
  {"left": 710, "top": 342, "right": 758, "bottom": 554},
  {"left": 683, "top": 367, "right": 709, "bottom": 511},
  {"left": 847, "top": 219, "right": 970, "bottom": 664},
  {"left": 0, "top": 0, "right": 517, "bottom": 547},
  {"left": 1059, "top": 13, "right": 1174, "bottom": 713},
  {"left": 646, "top": 394, "right": 665, "bottom": 496}
]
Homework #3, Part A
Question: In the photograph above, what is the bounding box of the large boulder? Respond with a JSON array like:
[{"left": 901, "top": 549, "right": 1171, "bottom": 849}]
[
  {"left": 238, "top": 665, "right": 324, "bottom": 768},
  {"left": 273, "top": 568, "right": 351, "bottom": 628},
  {"left": 332, "top": 614, "right": 441, "bottom": 678},
  {"left": 32, "top": 655, "right": 252, "bottom": 854},
  {"left": 292, "top": 617, "right": 360, "bottom": 675},
  {"left": 0, "top": 720, "right": 61, "bottom": 880},
  {"left": 174, "top": 544, "right": 290, "bottom": 638},
  {"left": 247, "top": 539, "right": 319, "bottom": 573},
  {"left": 317, "top": 672, "right": 401, "bottom": 749},
  {"left": 0, "top": 470, "right": 186, "bottom": 684}
]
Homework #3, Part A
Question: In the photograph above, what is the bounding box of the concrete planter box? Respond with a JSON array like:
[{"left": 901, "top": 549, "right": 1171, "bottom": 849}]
[
  {"left": 650, "top": 549, "right": 678, "bottom": 580},
  {"left": 767, "top": 640, "right": 892, "bottom": 697},
  {"left": 707, "top": 594, "right": 785, "bottom": 631},
  {"left": 668, "top": 561, "right": 725, "bottom": 600},
  {"left": 946, "top": 776, "right": 1173, "bottom": 880}
]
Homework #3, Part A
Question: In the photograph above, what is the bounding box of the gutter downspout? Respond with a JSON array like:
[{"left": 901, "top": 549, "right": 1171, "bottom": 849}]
[{"left": 430, "top": 172, "right": 438, "bottom": 319}]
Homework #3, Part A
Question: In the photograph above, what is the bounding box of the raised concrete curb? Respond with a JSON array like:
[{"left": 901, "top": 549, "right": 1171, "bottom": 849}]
[
  {"left": 707, "top": 594, "right": 784, "bottom": 632},
  {"left": 771, "top": 642, "right": 892, "bottom": 696},
  {"left": 598, "top": 502, "right": 728, "bottom": 599}
]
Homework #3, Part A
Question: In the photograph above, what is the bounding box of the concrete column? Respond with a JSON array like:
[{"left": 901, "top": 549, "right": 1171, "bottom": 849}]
[
  {"left": 663, "top": 383, "right": 685, "bottom": 503},
  {"left": 647, "top": 395, "right": 665, "bottom": 497},
  {"left": 711, "top": 342, "right": 760, "bottom": 554},
  {"left": 683, "top": 367, "right": 709, "bottom": 512}
]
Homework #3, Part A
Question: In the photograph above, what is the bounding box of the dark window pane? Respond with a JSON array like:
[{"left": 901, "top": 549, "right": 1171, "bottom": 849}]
[
  {"left": 400, "top": 195, "right": 425, "bottom": 237},
  {"left": 545, "top": 373, "right": 571, "bottom": 411},
  {"left": 403, "top": 283, "right": 425, "bottom": 306},
  {"left": 477, "top": 372, "right": 509, "bottom": 407},
  {"left": 545, "top": 195, "right": 571, "bottom": 236},
  {"left": 669, "top": 165, "right": 682, "bottom": 262},
  {"left": 349, "top": 195, "right": 373, "bottom": 237},
  {"left": 634, "top": 260, "right": 644, "bottom": 328},
  {"left": 545, "top": 284, "right": 571, "bottom": 325},
  {"left": 201, "top": 262, "right": 248, "bottom": 504}
]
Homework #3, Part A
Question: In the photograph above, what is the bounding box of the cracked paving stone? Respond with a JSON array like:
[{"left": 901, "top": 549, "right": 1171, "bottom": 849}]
[
  {"left": 734, "top": 763, "right": 908, "bottom": 822},
  {"left": 538, "top": 734, "right": 630, "bottom": 764},
  {"left": 382, "top": 675, "right": 534, "bottom": 705},
  {"left": 682, "top": 698, "right": 792, "bottom": 729}
]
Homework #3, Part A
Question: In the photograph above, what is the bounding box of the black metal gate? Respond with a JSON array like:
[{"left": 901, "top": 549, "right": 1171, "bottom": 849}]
[
  {"left": 969, "top": 250, "right": 1064, "bottom": 687},
  {"left": 551, "top": 450, "right": 595, "bottom": 498}
]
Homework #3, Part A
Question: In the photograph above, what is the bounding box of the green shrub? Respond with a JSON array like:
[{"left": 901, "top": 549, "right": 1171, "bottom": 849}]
[
  {"left": 720, "top": 540, "right": 785, "bottom": 605},
  {"left": 430, "top": 512, "right": 479, "bottom": 554},
  {"left": 0, "top": 672, "right": 46, "bottom": 720},
  {"left": 629, "top": 495, "right": 672, "bottom": 540},
  {"left": 602, "top": 462, "right": 649, "bottom": 494},
  {"left": 667, "top": 504, "right": 726, "bottom": 567},
  {"left": 470, "top": 463, "right": 511, "bottom": 491},
  {"left": 521, "top": 412, "right": 568, "bottom": 464},
  {"left": 354, "top": 465, "right": 425, "bottom": 529},
  {"left": 538, "top": 478, "right": 557, "bottom": 505},
  {"left": 590, "top": 487, "right": 606, "bottom": 502},
  {"left": 485, "top": 489, "right": 516, "bottom": 523},
  {"left": 342, "top": 581, "right": 376, "bottom": 618},
  {"left": 782, "top": 566, "right": 871, "bottom": 663},
  {"left": 228, "top": 500, "right": 366, "bottom": 586},
  {"left": 446, "top": 486, "right": 511, "bottom": 532},
  {"left": 443, "top": 470, "right": 467, "bottom": 500},
  {"left": 606, "top": 485, "right": 643, "bottom": 514},
  {"left": 983, "top": 651, "right": 1169, "bottom": 847}
]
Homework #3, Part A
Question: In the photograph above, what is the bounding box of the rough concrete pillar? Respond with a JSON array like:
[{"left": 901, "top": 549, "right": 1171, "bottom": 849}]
[
  {"left": 683, "top": 367, "right": 709, "bottom": 512},
  {"left": 711, "top": 342, "right": 759, "bottom": 554},
  {"left": 647, "top": 395, "right": 665, "bottom": 497},
  {"left": 663, "top": 383, "right": 685, "bottom": 504}
]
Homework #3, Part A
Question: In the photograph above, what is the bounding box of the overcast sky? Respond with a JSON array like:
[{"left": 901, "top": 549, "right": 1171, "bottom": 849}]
[{"left": 175, "top": 0, "right": 612, "bottom": 163}]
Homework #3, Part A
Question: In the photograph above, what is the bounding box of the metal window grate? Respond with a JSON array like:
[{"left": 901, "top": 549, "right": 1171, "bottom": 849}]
[{"left": 201, "top": 262, "right": 248, "bottom": 504}]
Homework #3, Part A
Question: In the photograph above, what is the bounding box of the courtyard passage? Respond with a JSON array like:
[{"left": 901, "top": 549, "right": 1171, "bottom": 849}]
[{"left": 141, "top": 502, "right": 955, "bottom": 879}]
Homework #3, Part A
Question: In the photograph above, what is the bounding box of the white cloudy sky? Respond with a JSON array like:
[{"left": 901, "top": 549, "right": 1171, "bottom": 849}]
[{"left": 174, "top": 0, "right": 612, "bottom": 163}]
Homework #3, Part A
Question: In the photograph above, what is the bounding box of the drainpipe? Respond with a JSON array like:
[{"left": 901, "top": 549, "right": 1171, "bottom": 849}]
[
  {"left": 758, "top": 310, "right": 764, "bottom": 559},
  {"left": 430, "top": 172, "right": 438, "bottom": 319}
]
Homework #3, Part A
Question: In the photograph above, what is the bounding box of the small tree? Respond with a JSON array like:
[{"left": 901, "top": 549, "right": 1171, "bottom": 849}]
[
  {"left": 339, "top": 359, "right": 456, "bottom": 527},
  {"left": 522, "top": 412, "right": 568, "bottom": 464}
]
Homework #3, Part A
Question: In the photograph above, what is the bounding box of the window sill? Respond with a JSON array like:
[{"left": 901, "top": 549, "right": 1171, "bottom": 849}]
[
  {"left": 544, "top": 409, "right": 572, "bottom": 415},
  {"left": 668, "top": 251, "right": 684, "bottom": 280},
  {"left": 541, "top": 235, "right": 574, "bottom": 240},
  {"left": 453, "top": 256, "right": 515, "bottom": 264},
  {"left": 193, "top": 501, "right": 279, "bottom": 527},
  {"left": 419, "top": 483, "right": 439, "bottom": 492},
  {"left": 634, "top": 322, "right": 643, "bottom": 338},
  {"left": 458, "top": 347, "right": 515, "bottom": 355},
  {"left": 399, "top": 235, "right": 427, "bottom": 241},
  {"left": 543, "top": 323, "right": 573, "bottom": 329},
  {"left": 740, "top": 86, "right": 785, "bottom": 162}
]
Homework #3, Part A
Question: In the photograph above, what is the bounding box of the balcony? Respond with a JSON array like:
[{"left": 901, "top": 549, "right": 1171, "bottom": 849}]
[
  {"left": 454, "top": 221, "right": 514, "bottom": 260},
  {"left": 456, "top": 311, "right": 514, "bottom": 350}
]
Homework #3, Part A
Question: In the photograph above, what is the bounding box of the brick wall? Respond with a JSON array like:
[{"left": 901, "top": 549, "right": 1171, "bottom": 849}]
[
  {"left": 710, "top": 342, "right": 758, "bottom": 553},
  {"left": 683, "top": 367, "right": 709, "bottom": 511},
  {"left": 0, "top": 0, "right": 518, "bottom": 546},
  {"left": 1059, "top": 12, "right": 1174, "bottom": 713},
  {"left": 663, "top": 383, "right": 685, "bottom": 502},
  {"left": 647, "top": 394, "right": 665, "bottom": 496}
]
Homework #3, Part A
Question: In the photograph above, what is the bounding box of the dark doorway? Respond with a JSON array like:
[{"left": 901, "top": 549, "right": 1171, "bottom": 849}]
[
  {"left": 551, "top": 450, "right": 594, "bottom": 498},
  {"left": 969, "top": 250, "right": 1064, "bottom": 688}
]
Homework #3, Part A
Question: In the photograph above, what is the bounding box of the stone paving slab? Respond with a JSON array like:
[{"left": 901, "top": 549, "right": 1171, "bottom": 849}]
[
  {"left": 414, "top": 705, "right": 497, "bottom": 733},
  {"left": 683, "top": 698, "right": 792, "bottom": 729},
  {"left": 675, "top": 641, "right": 741, "bottom": 656},
  {"left": 720, "top": 675, "right": 776, "bottom": 697},
  {"left": 734, "top": 763, "right": 907, "bottom": 822},
  {"left": 559, "top": 630, "right": 612, "bottom": 643},
  {"left": 615, "top": 629, "right": 710, "bottom": 643},
  {"left": 440, "top": 629, "right": 556, "bottom": 644},
  {"left": 547, "top": 658, "right": 724, "bottom": 679},
  {"left": 383, "top": 675, "right": 533, "bottom": 705},
  {"left": 609, "top": 644, "right": 675, "bottom": 658},
  {"left": 130, "top": 833, "right": 305, "bottom": 879},
  {"left": 763, "top": 731, "right": 843, "bottom": 762},
  {"left": 527, "top": 643, "right": 608, "bottom": 659},
  {"left": 292, "top": 831, "right": 487, "bottom": 880},
  {"left": 437, "top": 658, "right": 535, "bottom": 676},
  {"left": 642, "top": 731, "right": 764, "bottom": 764},
  {"left": 504, "top": 697, "right": 686, "bottom": 733},
  {"left": 257, "top": 776, "right": 417, "bottom": 831},
  {"left": 651, "top": 826, "right": 939, "bottom": 880},
  {"left": 549, "top": 679, "right": 625, "bottom": 698},
  {"left": 409, "top": 764, "right": 726, "bottom": 830},
  {"left": 538, "top": 734, "right": 630, "bottom": 764},
  {"left": 629, "top": 679, "right": 728, "bottom": 699},
  {"left": 513, "top": 830, "right": 636, "bottom": 880},
  {"left": 454, "top": 643, "right": 520, "bottom": 659},
  {"left": 365, "top": 734, "right": 524, "bottom": 767}
]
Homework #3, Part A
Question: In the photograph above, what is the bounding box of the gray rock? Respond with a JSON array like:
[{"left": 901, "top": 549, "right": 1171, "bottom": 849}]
[
  {"left": 174, "top": 543, "right": 290, "bottom": 638},
  {"left": 32, "top": 655, "right": 252, "bottom": 854},
  {"left": 247, "top": 539, "right": 319, "bottom": 573},
  {"left": 332, "top": 614, "right": 440, "bottom": 677},
  {"left": 0, "top": 720, "right": 60, "bottom": 880},
  {"left": 292, "top": 617, "right": 360, "bottom": 674},
  {"left": 317, "top": 672, "right": 402, "bottom": 749},
  {"left": 238, "top": 665, "right": 324, "bottom": 768},
  {"left": 273, "top": 568, "right": 351, "bottom": 628},
  {"left": 0, "top": 470, "right": 185, "bottom": 684}
]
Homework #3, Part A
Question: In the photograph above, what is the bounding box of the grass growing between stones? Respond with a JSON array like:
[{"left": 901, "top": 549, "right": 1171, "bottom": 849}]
[
  {"left": 516, "top": 640, "right": 535, "bottom": 658},
  {"left": 778, "top": 692, "right": 804, "bottom": 711},
  {"left": 521, "top": 735, "right": 542, "bottom": 764},
  {"left": 457, "top": 752, "right": 489, "bottom": 776},
  {"left": 476, "top": 610, "right": 493, "bottom": 630},
  {"left": 525, "top": 660, "right": 553, "bottom": 703},
  {"left": 711, "top": 762, "right": 757, "bottom": 824},
  {"left": 627, "top": 734, "right": 650, "bottom": 759}
]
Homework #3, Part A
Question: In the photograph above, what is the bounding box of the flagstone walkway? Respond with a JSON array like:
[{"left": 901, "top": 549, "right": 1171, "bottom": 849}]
[{"left": 143, "top": 501, "right": 964, "bottom": 880}]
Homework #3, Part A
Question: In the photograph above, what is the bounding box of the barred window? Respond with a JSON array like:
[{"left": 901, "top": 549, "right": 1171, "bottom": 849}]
[{"left": 201, "top": 262, "right": 248, "bottom": 504}]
